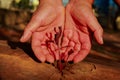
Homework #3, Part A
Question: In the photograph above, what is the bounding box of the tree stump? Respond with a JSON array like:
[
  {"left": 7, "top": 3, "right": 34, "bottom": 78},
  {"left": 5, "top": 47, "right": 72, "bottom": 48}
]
[{"left": 0, "top": 40, "right": 120, "bottom": 80}]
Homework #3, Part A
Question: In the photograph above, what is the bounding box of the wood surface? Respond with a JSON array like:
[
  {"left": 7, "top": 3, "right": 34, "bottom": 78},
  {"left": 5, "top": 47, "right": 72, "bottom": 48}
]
[{"left": 0, "top": 40, "right": 120, "bottom": 80}]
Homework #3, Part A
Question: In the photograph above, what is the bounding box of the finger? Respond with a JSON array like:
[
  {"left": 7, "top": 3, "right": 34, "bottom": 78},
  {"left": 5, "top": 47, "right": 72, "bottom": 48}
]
[
  {"left": 73, "top": 41, "right": 91, "bottom": 63},
  {"left": 46, "top": 53, "right": 54, "bottom": 63},
  {"left": 32, "top": 46, "right": 46, "bottom": 63},
  {"left": 74, "top": 50, "right": 89, "bottom": 63},
  {"left": 70, "top": 31, "right": 81, "bottom": 51},
  {"left": 67, "top": 43, "right": 81, "bottom": 61},
  {"left": 62, "top": 47, "right": 71, "bottom": 61},
  {"left": 31, "top": 32, "right": 46, "bottom": 62},
  {"left": 64, "top": 41, "right": 75, "bottom": 61},
  {"left": 61, "top": 37, "right": 69, "bottom": 53},
  {"left": 67, "top": 51, "right": 78, "bottom": 61},
  {"left": 67, "top": 31, "right": 81, "bottom": 61},
  {"left": 94, "top": 27, "right": 103, "bottom": 44},
  {"left": 74, "top": 43, "right": 81, "bottom": 51},
  {"left": 87, "top": 14, "right": 103, "bottom": 44},
  {"left": 20, "top": 14, "right": 42, "bottom": 42},
  {"left": 61, "top": 29, "right": 73, "bottom": 53}
]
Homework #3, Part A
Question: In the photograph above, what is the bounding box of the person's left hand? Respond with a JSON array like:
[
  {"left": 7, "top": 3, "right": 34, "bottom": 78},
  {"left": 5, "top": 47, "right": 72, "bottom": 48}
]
[{"left": 62, "top": 0, "right": 103, "bottom": 63}]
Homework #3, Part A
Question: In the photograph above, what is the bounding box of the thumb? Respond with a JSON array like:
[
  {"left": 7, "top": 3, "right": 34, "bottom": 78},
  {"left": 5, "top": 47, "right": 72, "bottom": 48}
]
[
  {"left": 20, "top": 11, "right": 46, "bottom": 42},
  {"left": 20, "top": 8, "right": 55, "bottom": 42},
  {"left": 20, "top": 16, "right": 41, "bottom": 42},
  {"left": 87, "top": 14, "right": 103, "bottom": 44}
]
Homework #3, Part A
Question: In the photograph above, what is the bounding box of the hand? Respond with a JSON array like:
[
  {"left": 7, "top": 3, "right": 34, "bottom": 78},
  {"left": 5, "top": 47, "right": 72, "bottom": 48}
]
[
  {"left": 20, "top": 0, "right": 65, "bottom": 63},
  {"left": 62, "top": 0, "right": 103, "bottom": 63}
]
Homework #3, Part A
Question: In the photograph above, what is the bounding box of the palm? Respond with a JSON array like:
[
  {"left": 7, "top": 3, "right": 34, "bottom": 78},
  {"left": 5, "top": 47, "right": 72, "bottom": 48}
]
[
  {"left": 62, "top": 3, "right": 100, "bottom": 63},
  {"left": 32, "top": 8, "right": 64, "bottom": 63},
  {"left": 20, "top": 3, "right": 65, "bottom": 63},
  {"left": 31, "top": 6, "right": 65, "bottom": 63}
]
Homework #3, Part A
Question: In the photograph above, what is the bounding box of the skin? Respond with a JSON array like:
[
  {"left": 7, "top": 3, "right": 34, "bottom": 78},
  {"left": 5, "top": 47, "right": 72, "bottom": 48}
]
[
  {"left": 62, "top": 0, "right": 103, "bottom": 63},
  {"left": 114, "top": 0, "right": 120, "bottom": 6},
  {"left": 20, "top": 0, "right": 104, "bottom": 63},
  {"left": 20, "top": 0, "right": 64, "bottom": 63}
]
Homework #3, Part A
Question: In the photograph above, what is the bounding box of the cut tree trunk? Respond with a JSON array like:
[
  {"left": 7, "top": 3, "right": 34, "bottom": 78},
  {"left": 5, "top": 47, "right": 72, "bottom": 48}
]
[{"left": 0, "top": 40, "right": 120, "bottom": 80}]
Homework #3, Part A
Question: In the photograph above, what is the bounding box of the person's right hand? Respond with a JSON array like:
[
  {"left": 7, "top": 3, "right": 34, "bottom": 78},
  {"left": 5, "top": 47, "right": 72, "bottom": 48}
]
[{"left": 20, "top": 0, "right": 65, "bottom": 63}]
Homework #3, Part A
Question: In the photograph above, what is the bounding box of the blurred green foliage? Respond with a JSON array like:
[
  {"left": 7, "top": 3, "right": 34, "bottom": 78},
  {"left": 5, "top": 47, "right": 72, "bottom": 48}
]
[{"left": 12, "top": 0, "right": 34, "bottom": 10}]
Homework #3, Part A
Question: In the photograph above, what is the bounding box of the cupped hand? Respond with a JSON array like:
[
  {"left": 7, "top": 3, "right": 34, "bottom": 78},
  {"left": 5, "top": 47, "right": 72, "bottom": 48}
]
[
  {"left": 62, "top": 0, "right": 103, "bottom": 63},
  {"left": 20, "top": 0, "right": 65, "bottom": 63}
]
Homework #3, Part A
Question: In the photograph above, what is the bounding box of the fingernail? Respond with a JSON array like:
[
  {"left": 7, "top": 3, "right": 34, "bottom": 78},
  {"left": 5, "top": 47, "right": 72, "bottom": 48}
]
[
  {"left": 20, "top": 32, "right": 26, "bottom": 42},
  {"left": 20, "top": 36, "right": 25, "bottom": 42}
]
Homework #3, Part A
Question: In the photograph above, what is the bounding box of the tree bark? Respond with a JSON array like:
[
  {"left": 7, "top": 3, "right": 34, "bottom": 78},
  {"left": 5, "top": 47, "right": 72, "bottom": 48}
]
[{"left": 0, "top": 40, "right": 120, "bottom": 80}]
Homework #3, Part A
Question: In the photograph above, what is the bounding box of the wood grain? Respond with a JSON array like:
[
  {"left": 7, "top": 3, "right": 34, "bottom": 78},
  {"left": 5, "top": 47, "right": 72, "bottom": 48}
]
[{"left": 0, "top": 40, "right": 120, "bottom": 80}]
